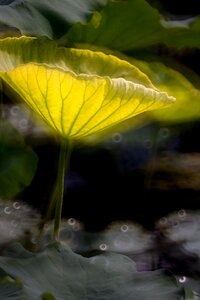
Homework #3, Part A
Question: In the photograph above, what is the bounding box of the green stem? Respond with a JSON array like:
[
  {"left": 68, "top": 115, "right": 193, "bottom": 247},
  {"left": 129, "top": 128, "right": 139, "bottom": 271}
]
[{"left": 53, "top": 138, "right": 73, "bottom": 241}]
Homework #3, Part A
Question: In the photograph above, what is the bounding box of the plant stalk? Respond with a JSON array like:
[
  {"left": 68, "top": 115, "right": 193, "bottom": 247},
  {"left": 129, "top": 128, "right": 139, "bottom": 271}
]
[{"left": 53, "top": 138, "right": 73, "bottom": 241}]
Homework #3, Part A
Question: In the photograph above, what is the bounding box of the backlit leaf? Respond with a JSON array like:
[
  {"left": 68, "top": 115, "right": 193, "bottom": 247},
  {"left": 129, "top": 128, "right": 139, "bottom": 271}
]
[
  {"left": 129, "top": 58, "right": 200, "bottom": 123},
  {"left": 1, "top": 63, "right": 175, "bottom": 139},
  {"left": 0, "top": 36, "right": 152, "bottom": 88},
  {"left": 0, "top": 37, "right": 175, "bottom": 139}
]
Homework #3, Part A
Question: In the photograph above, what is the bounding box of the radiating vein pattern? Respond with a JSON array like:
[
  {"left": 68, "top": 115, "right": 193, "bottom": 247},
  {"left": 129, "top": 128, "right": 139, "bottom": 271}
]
[{"left": 1, "top": 64, "right": 175, "bottom": 139}]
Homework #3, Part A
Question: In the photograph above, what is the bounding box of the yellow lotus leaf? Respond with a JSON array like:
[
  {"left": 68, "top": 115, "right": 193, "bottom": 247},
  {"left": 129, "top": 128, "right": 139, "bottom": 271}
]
[{"left": 0, "top": 37, "right": 175, "bottom": 139}]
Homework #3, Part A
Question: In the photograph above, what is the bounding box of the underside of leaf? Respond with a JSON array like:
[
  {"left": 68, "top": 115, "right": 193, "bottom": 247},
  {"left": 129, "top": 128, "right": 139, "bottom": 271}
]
[
  {"left": 0, "top": 36, "right": 153, "bottom": 88},
  {"left": 1, "top": 63, "right": 175, "bottom": 139},
  {"left": 0, "top": 37, "right": 176, "bottom": 139}
]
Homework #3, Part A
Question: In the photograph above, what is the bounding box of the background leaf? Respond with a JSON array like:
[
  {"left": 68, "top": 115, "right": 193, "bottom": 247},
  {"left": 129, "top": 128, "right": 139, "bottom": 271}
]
[
  {"left": 0, "top": 120, "right": 38, "bottom": 199},
  {"left": 0, "top": 242, "right": 182, "bottom": 300},
  {"left": 161, "top": 16, "right": 200, "bottom": 49},
  {"left": 66, "top": 0, "right": 165, "bottom": 51},
  {"left": 0, "top": 0, "right": 106, "bottom": 39},
  {"left": 66, "top": 0, "right": 200, "bottom": 52},
  {"left": 129, "top": 58, "right": 200, "bottom": 123},
  {"left": 1, "top": 0, "right": 200, "bottom": 52}
]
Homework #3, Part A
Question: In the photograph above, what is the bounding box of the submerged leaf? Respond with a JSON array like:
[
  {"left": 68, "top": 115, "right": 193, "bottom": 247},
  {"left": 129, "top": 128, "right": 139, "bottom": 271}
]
[
  {"left": 0, "top": 242, "right": 182, "bottom": 300},
  {"left": 0, "top": 37, "right": 175, "bottom": 139}
]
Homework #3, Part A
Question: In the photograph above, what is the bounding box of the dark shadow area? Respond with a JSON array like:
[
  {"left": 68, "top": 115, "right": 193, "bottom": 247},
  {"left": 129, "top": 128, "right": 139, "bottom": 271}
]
[{"left": 21, "top": 120, "right": 200, "bottom": 232}]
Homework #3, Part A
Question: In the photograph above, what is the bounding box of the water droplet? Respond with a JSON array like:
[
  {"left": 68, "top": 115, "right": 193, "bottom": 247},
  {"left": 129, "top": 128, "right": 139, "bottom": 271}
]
[
  {"left": 144, "top": 139, "right": 152, "bottom": 149},
  {"left": 179, "top": 276, "right": 186, "bottom": 283},
  {"left": 13, "top": 202, "right": 21, "bottom": 210},
  {"left": 159, "top": 217, "right": 168, "bottom": 225},
  {"left": 10, "top": 105, "right": 19, "bottom": 116},
  {"left": 19, "top": 118, "right": 28, "bottom": 131},
  {"left": 120, "top": 224, "right": 129, "bottom": 232},
  {"left": 68, "top": 218, "right": 76, "bottom": 226},
  {"left": 99, "top": 243, "right": 108, "bottom": 251},
  {"left": 159, "top": 127, "right": 170, "bottom": 138},
  {"left": 4, "top": 207, "right": 11, "bottom": 214},
  {"left": 112, "top": 133, "right": 122, "bottom": 143},
  {"left": 178, "top": 209, "right": 186, "bottom": 218}
]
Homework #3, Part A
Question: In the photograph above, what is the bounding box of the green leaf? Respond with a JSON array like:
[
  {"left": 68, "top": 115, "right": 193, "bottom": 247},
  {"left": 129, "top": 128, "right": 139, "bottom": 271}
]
[
  {"left": 0, "top": 242, "right": 182, "bottom": 300},
  {"left": 0, "top": 1, "right": 52, "bottom": 38},
  {"left": 1, "top": 0, "right": 200, "bottom": 52},
  {"left": 0, "top": 120, "right": 38, "bottom": 199},
  {"left": 0, "top": 37, "right": 175, "bottom": 140},
  {"left": 161, "top": 16, "right": 200, "bottom": 49},
  {"left": 0, "top": 0, "right": 106, "bottom": 39},
  {"left": 129, "top": 58, "right": 200, "bottom": 123},
  {"left": 0, "top": 36, "right": 152, "bottom": 87},
  {"left": 66, "top": 0, "right": 200, "bottom": 51},
  {"left": 67, "top": 0, "right": 165, "bottom": 51}
]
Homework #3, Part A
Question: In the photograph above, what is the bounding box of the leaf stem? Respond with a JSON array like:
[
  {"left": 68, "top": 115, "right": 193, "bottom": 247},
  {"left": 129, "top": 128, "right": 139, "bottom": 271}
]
[{"left": 53, "top": 138, "right": 73, "bottom": 241}]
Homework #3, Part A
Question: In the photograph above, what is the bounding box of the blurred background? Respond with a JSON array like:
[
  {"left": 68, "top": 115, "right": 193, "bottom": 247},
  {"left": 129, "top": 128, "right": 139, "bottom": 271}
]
[{"left": 0, "top": 0, "right": 200, "bottom": 233}]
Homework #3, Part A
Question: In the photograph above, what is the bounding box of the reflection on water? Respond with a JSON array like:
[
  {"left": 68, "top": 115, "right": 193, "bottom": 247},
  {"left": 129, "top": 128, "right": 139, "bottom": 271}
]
[
  {"left": 41, "top": 211, "right": 200, "bottom": 284},
  {"left": 2, "top": 201, "right": 200, "bottom": 296},
  {"left": 2, "top": 104, "right": 51, "bottom": 137},
  {"left": 0, "top": 200, "right": 41, "bottom": 248},
  {"left": 150, "top": 153, "right": 200, "bottom": 191}
]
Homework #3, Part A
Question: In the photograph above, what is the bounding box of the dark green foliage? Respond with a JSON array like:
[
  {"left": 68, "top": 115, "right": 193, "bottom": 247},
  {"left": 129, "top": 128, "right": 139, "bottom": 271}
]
[
  {"left": 0, "top": 120, "right": 38, "bottom": 199},
  {"left": 67, "top": 0, "right": 200, "bottom": 51},
  {"left": 0, "top": 0, "right": 106, "bottom": 38}
]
